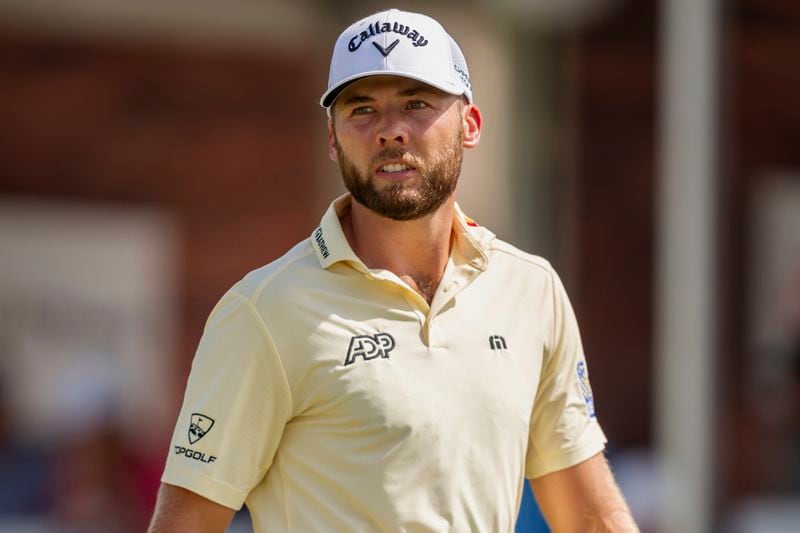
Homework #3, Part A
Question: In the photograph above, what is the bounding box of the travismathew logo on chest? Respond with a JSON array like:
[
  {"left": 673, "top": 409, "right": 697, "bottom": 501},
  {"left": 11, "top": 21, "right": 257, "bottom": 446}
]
[
  {"left": 348, "top": 21, "right": 429, "bottom": 52},
  {"left": 345, "top": 332, "right": 396, "bottom": 366}
]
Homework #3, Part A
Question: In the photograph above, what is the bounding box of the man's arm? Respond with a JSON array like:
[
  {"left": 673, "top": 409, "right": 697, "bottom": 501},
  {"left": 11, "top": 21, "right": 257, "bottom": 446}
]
[
  {"left": 529, "top": 452, "right": 638, "bottom": 533},
  {"left": 148, "top": 483, "right": 235, "bottom": 533}
]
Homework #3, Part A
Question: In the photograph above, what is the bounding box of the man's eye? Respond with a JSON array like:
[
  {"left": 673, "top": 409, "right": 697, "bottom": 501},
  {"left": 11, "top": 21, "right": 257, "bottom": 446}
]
[
  {"left": 352, "top": 106, "right": 373, "bottom": 115},
  {"left": 407, "top": 100, "right": 428, "bottom": 110}
]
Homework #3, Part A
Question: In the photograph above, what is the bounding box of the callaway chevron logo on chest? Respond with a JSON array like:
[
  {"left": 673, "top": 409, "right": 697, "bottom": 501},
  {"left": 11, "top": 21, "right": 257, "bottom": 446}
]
[{"left": 348, "top": 21, "right": 429, "bottom": 51}]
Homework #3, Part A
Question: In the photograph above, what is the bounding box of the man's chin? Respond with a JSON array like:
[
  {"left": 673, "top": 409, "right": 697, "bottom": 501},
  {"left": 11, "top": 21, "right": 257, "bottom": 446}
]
[{"left": 347, "top": 191, "right": 418, "bottom": 220}]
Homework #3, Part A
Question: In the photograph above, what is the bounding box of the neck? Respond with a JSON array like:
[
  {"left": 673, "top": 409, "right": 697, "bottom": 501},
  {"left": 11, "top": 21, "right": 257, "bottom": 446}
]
[{"left": 341, "top": 197, "right": 455, "bottom": 304}]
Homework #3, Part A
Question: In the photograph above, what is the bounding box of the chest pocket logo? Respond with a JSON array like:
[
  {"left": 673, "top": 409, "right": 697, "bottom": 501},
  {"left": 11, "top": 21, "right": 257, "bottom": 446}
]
[
  {"left": 345, "top": 333, "right": 396, "bottom": 366},
  {"left": 489, "top": 335, "right": 507, "bottom": 350}
]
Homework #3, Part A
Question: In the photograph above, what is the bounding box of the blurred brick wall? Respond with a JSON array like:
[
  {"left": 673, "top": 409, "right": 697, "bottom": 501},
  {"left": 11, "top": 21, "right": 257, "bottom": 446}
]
[
  {"left": 0, "top": 27, "right": 320, "bottom": 391},
  {"left": 570, "top": 2, "right": 657, "bottom": 450},
  {"left": 569, "top": 0, "right": 800, "bottom": 506},
  {"left": 726, "top": 0, "right": 800, "bottom": 384},
  {"left": 724, "top": 0, "right": 800, "bottom": 500}
]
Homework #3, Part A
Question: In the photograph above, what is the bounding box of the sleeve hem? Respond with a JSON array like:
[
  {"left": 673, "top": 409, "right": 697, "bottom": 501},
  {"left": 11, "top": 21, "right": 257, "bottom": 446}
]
[
  {"left": 525, "top": 429, "right": 607, "bottom": 479},
  {"left": 161, "top": 461, "right": 248, "bottom": 511}
]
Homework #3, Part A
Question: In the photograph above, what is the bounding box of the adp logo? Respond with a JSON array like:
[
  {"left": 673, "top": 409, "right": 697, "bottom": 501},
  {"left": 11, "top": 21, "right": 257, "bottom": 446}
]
[{"left": 344, "top": 333, "right": 395, "bottom": 366}]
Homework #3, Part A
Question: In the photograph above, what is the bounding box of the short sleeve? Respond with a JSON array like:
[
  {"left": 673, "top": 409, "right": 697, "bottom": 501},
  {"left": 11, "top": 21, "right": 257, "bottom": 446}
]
[
  {"left": 525, "top": 269, "right": 607, "bottom": 479},
  {"left": 161, "top": 289, "right": 293, "bottom": 509}
]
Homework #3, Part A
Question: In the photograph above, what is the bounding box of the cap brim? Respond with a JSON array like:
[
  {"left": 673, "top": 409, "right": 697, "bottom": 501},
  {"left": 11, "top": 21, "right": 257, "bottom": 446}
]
[{"left": 320, "top": 70, "right": 469, "bottom": 108}]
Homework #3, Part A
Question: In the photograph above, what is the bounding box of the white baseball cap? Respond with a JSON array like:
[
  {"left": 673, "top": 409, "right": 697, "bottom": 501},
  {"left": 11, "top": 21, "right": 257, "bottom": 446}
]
[{"left": 320, "top": 9, "right": 473, "bottom": 110}]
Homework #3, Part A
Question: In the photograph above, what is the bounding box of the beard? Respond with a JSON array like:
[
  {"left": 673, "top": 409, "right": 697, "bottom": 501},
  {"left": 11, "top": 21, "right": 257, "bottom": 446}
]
[{"left": 334, "top": 127, "right": 464, "bottom": 221}]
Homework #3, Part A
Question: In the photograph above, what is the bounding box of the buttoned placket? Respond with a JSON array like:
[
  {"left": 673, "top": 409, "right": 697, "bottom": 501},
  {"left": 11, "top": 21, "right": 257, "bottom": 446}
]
[
  {"left": 322, "top": 197, "right": 491, "bottom": 349},
  {"left": 347, "top": 249, "right": 483, "bottom": 349}
]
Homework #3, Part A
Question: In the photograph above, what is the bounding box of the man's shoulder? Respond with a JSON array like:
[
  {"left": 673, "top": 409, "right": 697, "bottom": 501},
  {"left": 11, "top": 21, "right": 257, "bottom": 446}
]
[
  {"left": 228, "top": 237, "right": 318, "bottom": 304},
  {"left": 487, "top": 237, "right": 555, "bottom": 277}
]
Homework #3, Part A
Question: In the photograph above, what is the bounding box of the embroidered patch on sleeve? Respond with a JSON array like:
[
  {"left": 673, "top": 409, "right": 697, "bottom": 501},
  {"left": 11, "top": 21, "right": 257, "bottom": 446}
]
[{"left": 576, "top": 361, "right": 596, "bottom": 418}]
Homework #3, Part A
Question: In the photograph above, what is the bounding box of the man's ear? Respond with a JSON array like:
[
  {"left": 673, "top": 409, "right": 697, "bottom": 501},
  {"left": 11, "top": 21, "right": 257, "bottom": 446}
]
[
  {"left": 461, "top": 103, "right": 482, "bottom": 149},
  {"left": 328, "top": 119, "right": 339, "bottom": 162}
]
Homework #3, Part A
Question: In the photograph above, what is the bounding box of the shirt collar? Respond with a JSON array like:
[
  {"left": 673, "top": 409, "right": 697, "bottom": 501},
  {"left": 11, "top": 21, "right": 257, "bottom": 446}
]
[
  {"left": 452, "top": 201, "right": 493, "bottom": 271},
  {"left": 310, "top": 194, "right": 360, "bottom": 269},
  {"left": 309, "top": 194, "right": 494, "bottom": 271}
]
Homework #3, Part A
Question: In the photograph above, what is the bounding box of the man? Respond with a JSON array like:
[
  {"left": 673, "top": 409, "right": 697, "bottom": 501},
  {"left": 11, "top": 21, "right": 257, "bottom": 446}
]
[{"left": 149, "top": 8, "right": 638, "bottom": 532}]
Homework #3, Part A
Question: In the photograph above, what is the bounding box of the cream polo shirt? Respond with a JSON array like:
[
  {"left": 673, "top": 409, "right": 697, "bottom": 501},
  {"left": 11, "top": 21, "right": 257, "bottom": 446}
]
[{"left": 162, "top": 194, "right": 607, "bottom": 532}]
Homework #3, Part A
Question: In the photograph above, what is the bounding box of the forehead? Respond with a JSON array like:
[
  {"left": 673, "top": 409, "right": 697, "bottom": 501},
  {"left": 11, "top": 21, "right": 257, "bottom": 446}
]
[{"left": 337, "top": 75, "right": 448, "bottom": 102}]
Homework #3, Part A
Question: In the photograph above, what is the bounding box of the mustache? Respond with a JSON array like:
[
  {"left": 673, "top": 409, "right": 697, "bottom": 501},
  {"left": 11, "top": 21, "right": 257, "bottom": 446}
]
[{"left": 370, "top": 148, "right": 422, "bottom": 169}]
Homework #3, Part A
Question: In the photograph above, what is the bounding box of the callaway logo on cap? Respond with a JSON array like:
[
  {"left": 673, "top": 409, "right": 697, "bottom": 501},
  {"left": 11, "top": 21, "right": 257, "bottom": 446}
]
[{"left": 320, "top": 9, "right": 473, "bottom": 110}]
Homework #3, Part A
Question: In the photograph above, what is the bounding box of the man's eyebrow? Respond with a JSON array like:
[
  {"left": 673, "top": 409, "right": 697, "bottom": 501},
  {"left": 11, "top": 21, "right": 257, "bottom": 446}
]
[
  {"left": 340, "top": 85, "right": 438, "bottom": 106},
  {"left": 397, "top": 86, "right": 437, "bottom": 97},
  {"left": 340, "top": 95, "right": 374, "bottom": 106}
]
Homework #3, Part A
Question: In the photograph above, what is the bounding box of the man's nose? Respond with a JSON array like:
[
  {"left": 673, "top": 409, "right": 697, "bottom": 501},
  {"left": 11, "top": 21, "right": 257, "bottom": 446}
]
[{"left": 377, "top": 111, "right": 409, "bottom": 146}]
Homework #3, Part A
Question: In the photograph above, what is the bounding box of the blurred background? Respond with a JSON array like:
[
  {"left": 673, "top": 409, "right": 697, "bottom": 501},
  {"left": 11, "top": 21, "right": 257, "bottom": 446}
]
[{"left": 0, "top": 0, "right": 798, "bottom": 531}]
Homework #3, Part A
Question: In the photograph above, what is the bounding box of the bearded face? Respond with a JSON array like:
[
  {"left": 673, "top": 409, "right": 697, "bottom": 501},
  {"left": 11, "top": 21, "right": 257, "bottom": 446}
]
[{"left": 333, "top": 125, "right": 464, "bottom": 221}]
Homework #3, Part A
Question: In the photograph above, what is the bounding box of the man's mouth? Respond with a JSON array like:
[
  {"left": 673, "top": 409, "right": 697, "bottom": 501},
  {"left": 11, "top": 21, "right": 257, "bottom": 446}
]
[{"left": 379, "top": 163, "right": 412, "bottom": 173}]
